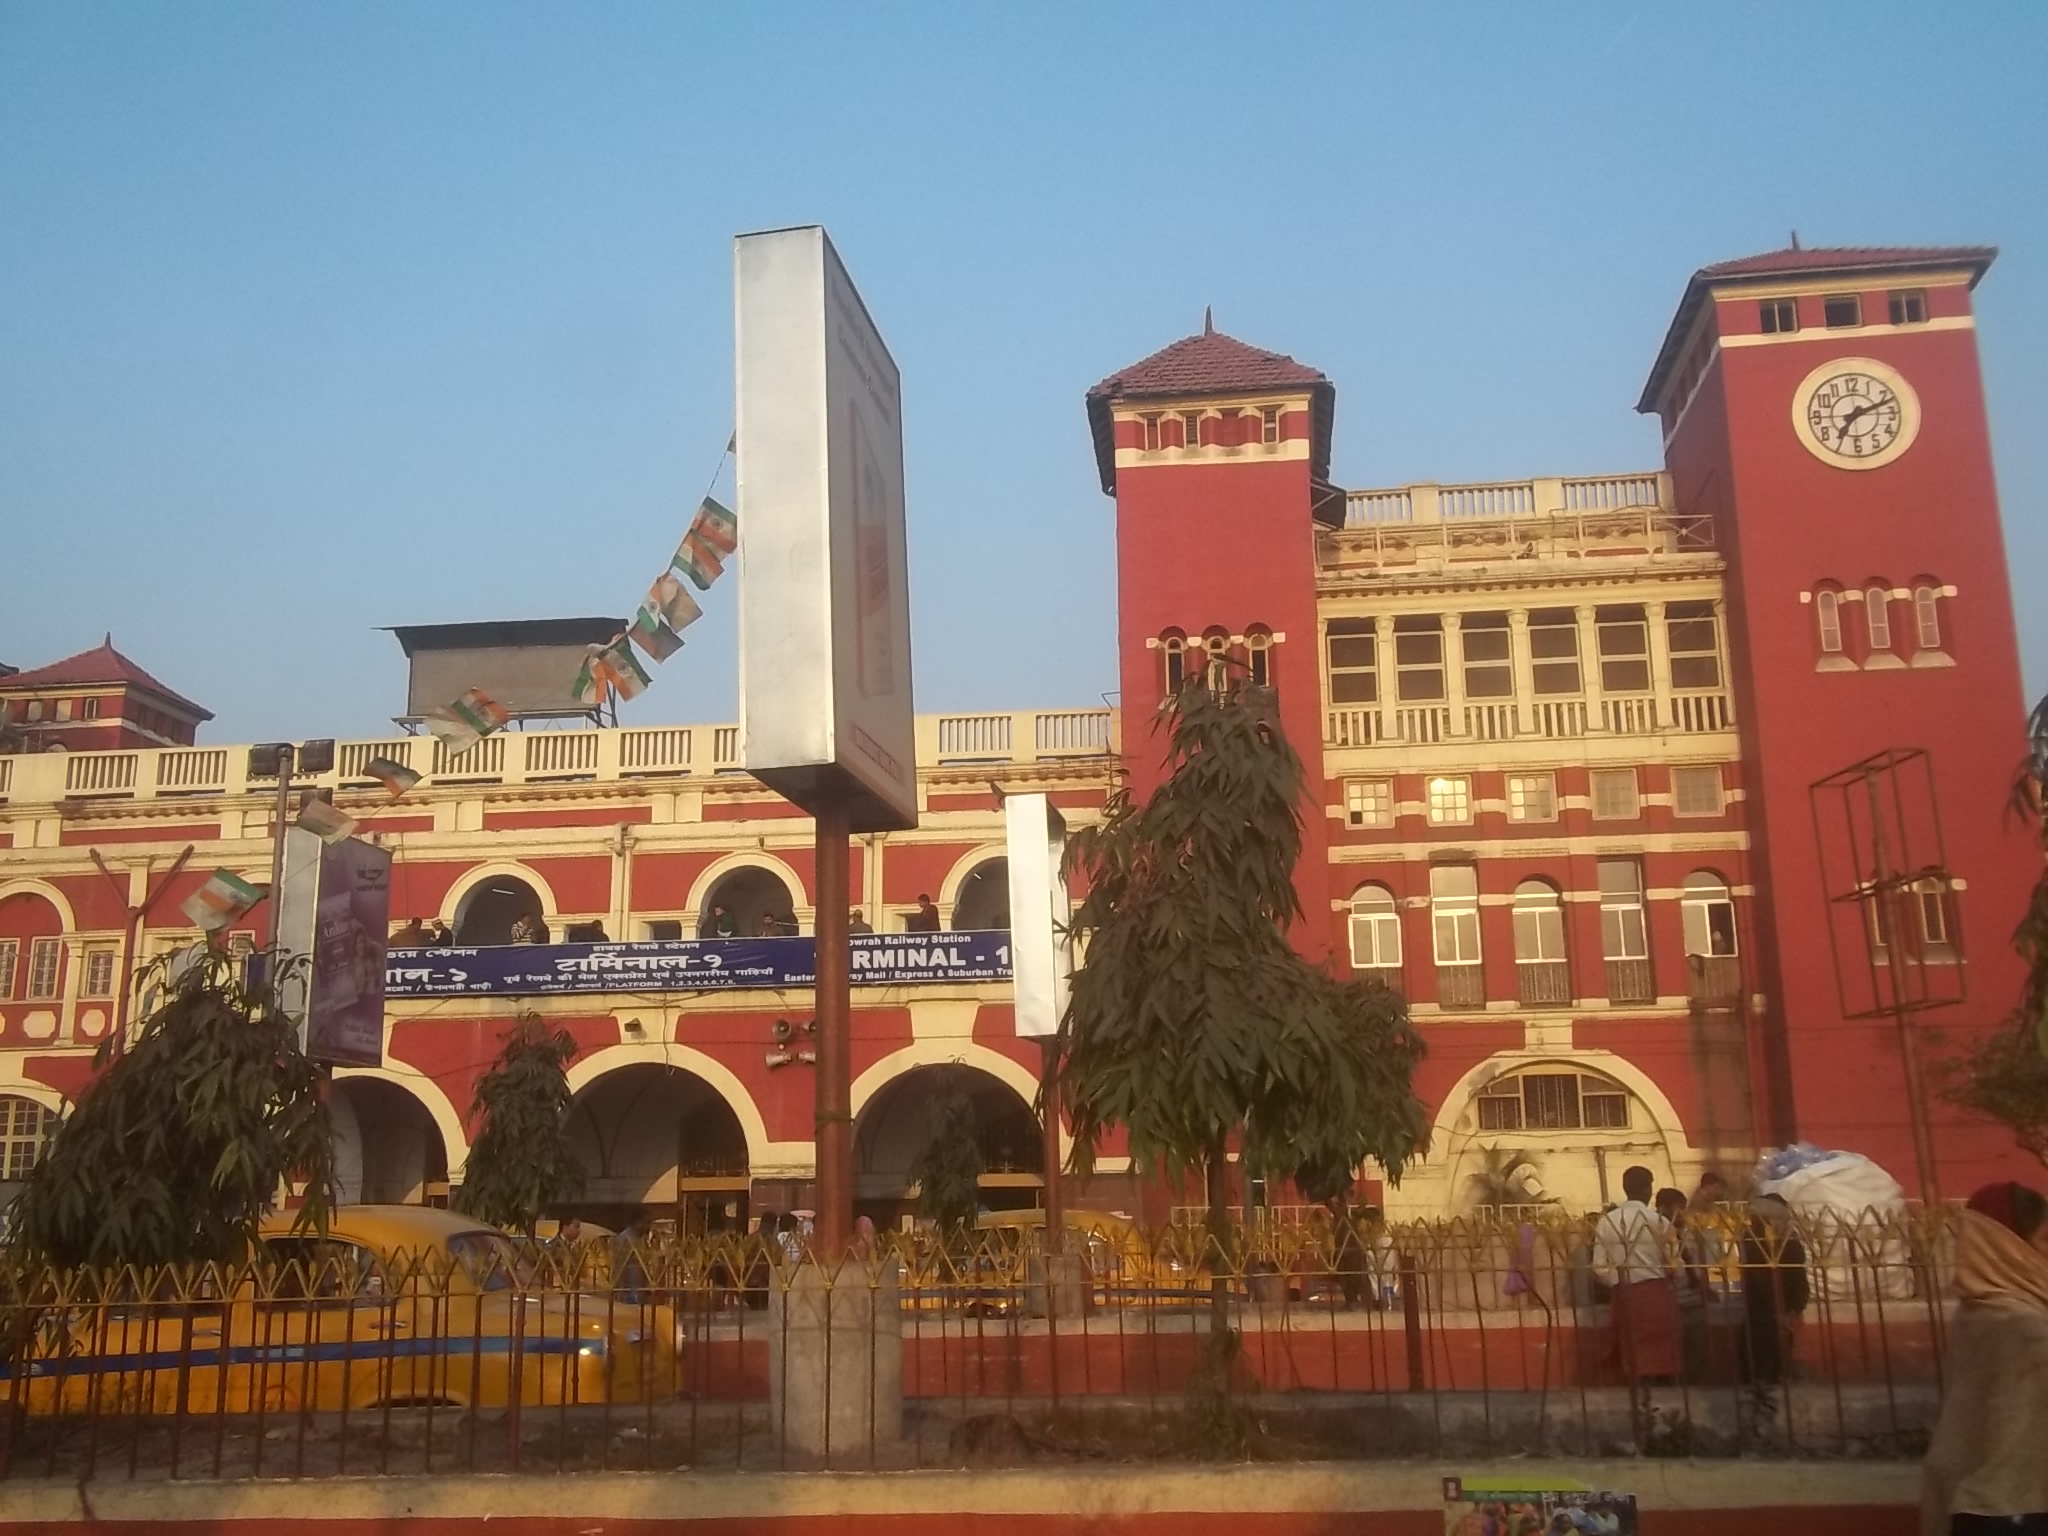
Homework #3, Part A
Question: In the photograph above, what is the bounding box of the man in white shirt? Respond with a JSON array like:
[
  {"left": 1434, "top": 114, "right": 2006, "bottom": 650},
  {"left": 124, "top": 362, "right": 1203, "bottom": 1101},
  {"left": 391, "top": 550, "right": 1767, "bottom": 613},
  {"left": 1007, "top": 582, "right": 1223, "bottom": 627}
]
[{"left": 1590, "top": 1165, "right": 1681, "bottom": 1382}]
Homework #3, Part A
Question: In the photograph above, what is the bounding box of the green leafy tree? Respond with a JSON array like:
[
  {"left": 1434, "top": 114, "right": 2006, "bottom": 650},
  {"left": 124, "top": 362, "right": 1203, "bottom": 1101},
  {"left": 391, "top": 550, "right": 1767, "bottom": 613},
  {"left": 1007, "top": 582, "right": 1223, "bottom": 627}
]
[
  {"left": 911, "top": 1081, "right": 984, "bottom": 1244},
  {"left": 1052, "top": 678, "right": 1428, "bottom": 1308},
  {"left": 452, "top": 1014, "right": 584, "bottom": 1235},
  {"left": 1949, "top": 696, "right": 2048, "bottom": 1162},
  {"left": 8, "top": 949, "right": 333, "bottom": 1268}
]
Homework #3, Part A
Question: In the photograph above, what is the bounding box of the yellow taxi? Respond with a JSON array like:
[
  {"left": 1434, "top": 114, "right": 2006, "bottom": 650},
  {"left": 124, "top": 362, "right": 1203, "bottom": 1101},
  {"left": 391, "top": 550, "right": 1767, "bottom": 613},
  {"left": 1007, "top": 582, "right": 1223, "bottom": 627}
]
[{"left": 14, "top": 1206, "right": 681, "bottom": 1416}]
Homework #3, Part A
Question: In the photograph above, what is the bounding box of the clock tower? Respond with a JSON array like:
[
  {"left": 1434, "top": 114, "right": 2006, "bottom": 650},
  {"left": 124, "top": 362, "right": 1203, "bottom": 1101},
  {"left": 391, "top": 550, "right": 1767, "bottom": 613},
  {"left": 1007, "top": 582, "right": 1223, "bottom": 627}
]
[{"left": 1640, "top": 245, "right": 2035, "bottom": 1195}]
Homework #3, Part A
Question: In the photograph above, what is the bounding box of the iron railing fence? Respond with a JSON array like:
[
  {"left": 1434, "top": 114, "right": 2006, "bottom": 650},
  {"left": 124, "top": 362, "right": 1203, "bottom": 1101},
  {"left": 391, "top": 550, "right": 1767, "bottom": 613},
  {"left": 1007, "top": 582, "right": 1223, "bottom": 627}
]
[{"left": 0, "top": 1209, "right": 1955, "bottom": 1478}]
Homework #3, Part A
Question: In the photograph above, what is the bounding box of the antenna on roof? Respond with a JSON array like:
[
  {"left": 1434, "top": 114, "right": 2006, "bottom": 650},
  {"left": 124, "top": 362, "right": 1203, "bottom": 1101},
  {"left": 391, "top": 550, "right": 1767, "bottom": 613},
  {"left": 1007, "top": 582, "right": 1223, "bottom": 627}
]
[
  {"left": 1203, "top": 306, "right": 1214, "bottom": 336},
  {"left": 1789, "top": 230, "right": 1802, "bottom": 250},
  {"left": 103, "top": 632, "right": 112, "bottom": 647}
]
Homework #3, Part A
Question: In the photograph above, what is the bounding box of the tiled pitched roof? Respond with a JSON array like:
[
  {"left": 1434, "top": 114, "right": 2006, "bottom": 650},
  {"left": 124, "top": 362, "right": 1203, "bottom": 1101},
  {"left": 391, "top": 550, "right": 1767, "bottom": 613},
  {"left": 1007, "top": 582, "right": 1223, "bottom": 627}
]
[
  {"left": 1697, "top": 244, "right": 1997, "bottom": 280},
  {"left": 1088, "top": 328, "right": 1328, "bottom": 401},
  {"left": 1085, "top": 324, "right": 1335, "bottom": 494},
  {"left": 1636, "top": 243, "right": 1998, "bottom": 413},
  {"left": 0, "top": 640, "right": 213, "bottom": 719}
]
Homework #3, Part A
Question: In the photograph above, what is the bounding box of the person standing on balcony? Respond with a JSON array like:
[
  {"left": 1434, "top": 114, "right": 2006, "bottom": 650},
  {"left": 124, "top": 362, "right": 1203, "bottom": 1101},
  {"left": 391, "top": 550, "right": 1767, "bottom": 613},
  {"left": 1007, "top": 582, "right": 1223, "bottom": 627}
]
[
  {"left": 708, "top": 903, "right": 737, "bottom": 939},
  {"left": 510, "top": 911, "right": 548, "bottom": 944},
  {"left": 906, "top": 894, "right": 941, "bottom": 933},
  {"left": 848, "top": 908, "right": 873, "bottom": 935},
  {"left": 1922, "top": 1182, "right": 2048, "bottom": 1535},
  {"left": 1590, "top": 1165, "right": 1679, "bottom": 1383}
]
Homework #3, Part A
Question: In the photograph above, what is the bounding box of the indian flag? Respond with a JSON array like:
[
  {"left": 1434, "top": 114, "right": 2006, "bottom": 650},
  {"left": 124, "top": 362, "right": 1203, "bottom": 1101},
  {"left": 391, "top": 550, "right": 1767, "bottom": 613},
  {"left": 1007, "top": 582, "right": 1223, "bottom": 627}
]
[
  {"left": 690, "top": 495, "right": 738, "bottom": 555},
  {"left": 295, "top": 798, "right": 357, "bottom": 845},
  {"left": 671, "top": 529, "right": 725, "bottom": 592},
  {"left": 594, "top": 637, "right": 653, "bottom": 702},
  {"left": 646, "top": 572, "right": 703, "bottom": 633},
  {"left": 427, "top": 688, "right": 509, "bottom": 754},
  {"left": 628, "top": 606, "right": 684, "bottom": 663},
  {"left": 362, "top": 756, "right": 421, "bottom": 801},
  {"left": 571, "top": 650, "right": 603, "bottom": 709},
  {"left": 182, "top": 869, "right": 263, "bottom": 932}
]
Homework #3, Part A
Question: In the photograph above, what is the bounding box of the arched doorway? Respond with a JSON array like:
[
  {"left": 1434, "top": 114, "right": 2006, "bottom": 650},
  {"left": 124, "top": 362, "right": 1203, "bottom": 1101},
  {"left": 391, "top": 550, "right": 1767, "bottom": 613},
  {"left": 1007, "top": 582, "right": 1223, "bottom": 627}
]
[
  {"left": 853, "top": 1064, "right": 1042, "bottom": 1228},
  {"left": 331, "top": 1078, "right": 448, "bottom": 1206},
  {"left": 567, "top": 1065, "right": 751, "bottom": 1234},
  {"left": 697, "top": 866, "right": 800, "bottom": 939},
  {"left": 950, "top": 858, "right": 1010, "bottom": 931},
  {"left": 1448, "top": 1064, "right": 1673, "bottom": 1213},
  {"left": 456, "top": 875, "right": 545, "bottom": 947}
]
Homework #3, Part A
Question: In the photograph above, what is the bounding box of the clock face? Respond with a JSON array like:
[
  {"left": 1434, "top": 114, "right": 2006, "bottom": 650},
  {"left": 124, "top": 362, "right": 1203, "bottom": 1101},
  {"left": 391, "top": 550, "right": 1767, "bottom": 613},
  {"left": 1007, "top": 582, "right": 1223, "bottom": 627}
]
[
  {"left": 1791, "top": 357, "right": 1920, "bottom": 470},
  {"left": 1806, "top": 372, "right": 1903, "bottom": 458}
]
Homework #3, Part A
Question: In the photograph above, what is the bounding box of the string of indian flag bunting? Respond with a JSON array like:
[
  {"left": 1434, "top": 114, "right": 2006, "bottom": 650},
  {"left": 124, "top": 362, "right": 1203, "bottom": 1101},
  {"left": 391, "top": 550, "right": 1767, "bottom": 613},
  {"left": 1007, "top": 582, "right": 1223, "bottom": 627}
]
[{"left": 175, "top": 474, "right": 739, "bottom": 936}]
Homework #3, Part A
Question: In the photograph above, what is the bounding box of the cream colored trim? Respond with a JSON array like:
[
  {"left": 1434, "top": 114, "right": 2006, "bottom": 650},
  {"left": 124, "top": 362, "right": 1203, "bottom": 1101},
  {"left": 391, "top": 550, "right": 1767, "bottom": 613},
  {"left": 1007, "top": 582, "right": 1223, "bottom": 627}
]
[
  {"left": 438, "top": 860, "right": 562, "bottom": 926},
  {"left": 566, "top": 1041, "right": 779, "bottom": 1173},
  {"left": 1720, "top": 313, "right": 1975, "bottom": 351},
  {"left": 1331, "top": 831, "right": 1748, "bottom": 862},
  {"left": 1114, "top": 439, "right": 1310, "bottom": 473},
  {"left": 333, "top": 1064, "right": 471, "bottom": 1179}
]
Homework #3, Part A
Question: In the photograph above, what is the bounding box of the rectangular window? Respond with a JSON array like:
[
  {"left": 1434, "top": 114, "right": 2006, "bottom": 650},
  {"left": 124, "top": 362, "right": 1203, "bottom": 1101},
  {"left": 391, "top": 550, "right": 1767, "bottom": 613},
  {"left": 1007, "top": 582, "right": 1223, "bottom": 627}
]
[
  {"left": 0, "top": 939, "right": 16, "bottom": 999},
  {"left": 1598, "top": 860, "right": 1649, "bottom": 961},
  {"left": 1430, "top": 864, "right": 1482, "bottom": 964},
  {"left": 1596, "top": 604, "right": 1651, "bottom": 694},
  {"left": 1591, "top": 768, "right": 1640, "bottom": 821},
  {"left": 1461, "top": 612, "right": 1513, "bottom": 699},
  {"left": 1426, "top": 774, "right": 1472, "bottom": 825},
  {"left": 1506, "top": 772, "right": 1556, "bottom": 823},
  {"left": 1823, "top": 294, "right": 1862, "bottom": 329},
  {"left": 1888, "top": 289, "right": 1927, "bottom": 325},
  {"left": 1259, "top": 405, "right": 1281, "bottom": 444},
  {"left": 26, "top": 938, "right": 60, "bottom": 1001},
  {"left": 1528, "top": 608, "right": 1581, "bottom": 695},
  {"left": 1582, "top": 1084, "right": 1631, "bottom": 1129},
  {"left": 80, "top": 696, "right": 101, "bottom": 719},
  {"left": 1140, "top": 413, "right": 1163, "bottom": 451},
  {"left": 1672, "top": 764, "right": 1725, "bottom": 817},
  {"left": 3, "top": 1099, "right": 58, "bottom": 1182},
  {"left": 1394, "top": 616, "right": 1446, "bottom": 702},
  {"left": 1666, "top": 600, "right": 1723, "bottom": 689},
  {"left": 55, "top": 698, "right": 73, "bottom": 722},
  {"left": 82, "top": 949, "right": 117, "bottom": 999},
  {"left": 1522, "top": 1073, "right": 1581, "bottom": 1130},
  {"left": 1180, "top": 412, "right": 1203, "bottom": 450},
  {"left": 1477, "top": 1085, "right": 1523, "bottom": 1132},
  {"left": 1759, "top": 298, "right": 1798, "bottom": 334},
  {"left": 1344, "top": 779, "right": 1395, "bottom": 829},
  {"left": 1325, "top": 620, "right": 1378, "bottom": 704}
]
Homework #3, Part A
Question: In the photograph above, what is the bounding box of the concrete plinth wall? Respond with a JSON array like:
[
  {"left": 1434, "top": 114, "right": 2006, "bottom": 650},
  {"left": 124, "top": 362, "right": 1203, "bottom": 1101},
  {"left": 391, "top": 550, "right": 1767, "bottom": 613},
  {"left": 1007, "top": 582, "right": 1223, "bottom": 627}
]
[
  {"left": 0, "top": 1463, "right": 1921, "bottom": 1534},
  {"left": 768, "top": 1258, "right": 904, "bottom": 1461}
]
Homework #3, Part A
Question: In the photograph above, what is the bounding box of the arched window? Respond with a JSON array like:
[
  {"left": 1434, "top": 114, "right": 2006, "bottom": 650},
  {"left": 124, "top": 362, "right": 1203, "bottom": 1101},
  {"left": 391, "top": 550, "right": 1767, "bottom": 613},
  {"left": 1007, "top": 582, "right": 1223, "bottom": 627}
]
[
  {"left": 1914, "top": 585, "right": 1943, "bottom": 650},
  {"left": 1161, "top": 632, "right": 1187, "bottom": 697},
  {"left": 1348, "top": 884, "right": 1402, "bottom": 975},
  {"left": 1246, "top": 628, "right": 1273, "bottom": 690},
  {"left": 1475, "top": 1070, "right": 1632, "bottom": 1133},
  {"left": 1202, "top": 631, "right": 1229, "bottom": 694},
  {"left": 1511, "top": 881, "right": 1566, "bottom": 962},
  {"left": 1815, "top": 589, "right": 1844, "bottom": 654},
  {"left": 454, "top": 875, "right": 547, "bottom": 947},
  {"left": 0, "top": 1095, "right": 60, "bottom": 1183},
  {"left": 698, "top": 865, "right": 801, "bottom": 939},
  {"left": 1865, "top": 585, "right": 1893, "bottom": 651},
  {"left": 1512, "top": 880, "right": 1570, "bottom": 1006},
  {"left": 951, "top": 857, "right": 1010, "bottom": 931},
  {"left": 1681, "top": 873, "right": 1738, "bottom": 957}
]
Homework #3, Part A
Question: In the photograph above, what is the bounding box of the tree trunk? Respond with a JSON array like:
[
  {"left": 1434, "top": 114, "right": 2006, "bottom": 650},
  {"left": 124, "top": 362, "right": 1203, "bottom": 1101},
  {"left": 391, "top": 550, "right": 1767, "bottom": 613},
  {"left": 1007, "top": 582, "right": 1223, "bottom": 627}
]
[{"left": 1205, "top": 1139, "right": 1232, "bottom": 1337}]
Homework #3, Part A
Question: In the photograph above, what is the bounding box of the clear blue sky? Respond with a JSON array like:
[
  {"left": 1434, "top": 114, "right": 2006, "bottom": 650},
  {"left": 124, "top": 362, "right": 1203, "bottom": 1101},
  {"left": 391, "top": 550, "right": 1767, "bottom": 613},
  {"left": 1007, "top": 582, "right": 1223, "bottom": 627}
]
[{"left": 3, "top": 3, "right": 2043, "bottom": 744}]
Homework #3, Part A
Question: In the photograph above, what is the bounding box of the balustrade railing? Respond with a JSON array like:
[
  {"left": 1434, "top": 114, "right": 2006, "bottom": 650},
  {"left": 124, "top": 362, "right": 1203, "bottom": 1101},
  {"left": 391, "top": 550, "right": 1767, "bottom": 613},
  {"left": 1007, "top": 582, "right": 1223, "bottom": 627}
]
[
  {"left": 1435, "top": 963, "right": 1486, "bottom": 1010},
  {"left": 1516, "top": 960, "right": 1573, "bottom": 1007},
  {"left": 1322, "top": 689, "right": 1729, "bottom": 749},
  {"left": 1605, "top": 956, "right": 1655, "bottom": 1004},
  {"left": 1, "top": 709, "right": 1120, "bottom": 808}
]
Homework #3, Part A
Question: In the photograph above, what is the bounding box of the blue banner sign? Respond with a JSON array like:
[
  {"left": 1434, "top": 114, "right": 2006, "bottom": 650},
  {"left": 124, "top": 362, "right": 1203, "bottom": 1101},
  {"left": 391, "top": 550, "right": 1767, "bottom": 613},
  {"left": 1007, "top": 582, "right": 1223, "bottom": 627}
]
[{"left": 384, "top": 930, "right": 1013, "bottom": 999}]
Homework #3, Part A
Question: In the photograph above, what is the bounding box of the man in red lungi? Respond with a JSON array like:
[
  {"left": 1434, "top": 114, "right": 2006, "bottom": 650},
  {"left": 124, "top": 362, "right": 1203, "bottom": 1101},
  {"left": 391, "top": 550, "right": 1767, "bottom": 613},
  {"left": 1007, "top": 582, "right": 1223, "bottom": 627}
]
[{"left": 1590, "top": 1164, "right": 1680, "bottom": 1382}]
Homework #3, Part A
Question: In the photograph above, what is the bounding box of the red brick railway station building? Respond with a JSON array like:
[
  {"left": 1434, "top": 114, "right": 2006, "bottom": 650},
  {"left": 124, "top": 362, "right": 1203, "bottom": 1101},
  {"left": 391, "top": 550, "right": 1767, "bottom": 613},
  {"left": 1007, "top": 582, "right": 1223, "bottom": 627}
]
[{"left": 0, "top": 244, "right": 2035, "bottom": 1224}]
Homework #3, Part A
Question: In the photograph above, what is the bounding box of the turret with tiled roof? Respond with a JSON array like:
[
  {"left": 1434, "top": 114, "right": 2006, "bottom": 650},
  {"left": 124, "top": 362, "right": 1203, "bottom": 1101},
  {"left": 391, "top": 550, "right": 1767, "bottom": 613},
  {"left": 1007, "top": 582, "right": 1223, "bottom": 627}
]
[
  {"left": 0, "top": 637, "right": 211, "bottom": 753},
  {"left": 1085, "top": 315, "right": 1335, "bottom": 494}
]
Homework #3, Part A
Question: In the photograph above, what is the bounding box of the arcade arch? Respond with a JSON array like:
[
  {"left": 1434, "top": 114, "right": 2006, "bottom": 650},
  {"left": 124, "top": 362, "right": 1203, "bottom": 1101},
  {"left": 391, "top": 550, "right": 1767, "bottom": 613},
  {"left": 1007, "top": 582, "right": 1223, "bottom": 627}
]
[
  {"left": 852, "top": 1062, "right": 1042, "bottom": 1226},
  {"left": 567, "top": 1063, "right": 752, "bottom": 1233}
]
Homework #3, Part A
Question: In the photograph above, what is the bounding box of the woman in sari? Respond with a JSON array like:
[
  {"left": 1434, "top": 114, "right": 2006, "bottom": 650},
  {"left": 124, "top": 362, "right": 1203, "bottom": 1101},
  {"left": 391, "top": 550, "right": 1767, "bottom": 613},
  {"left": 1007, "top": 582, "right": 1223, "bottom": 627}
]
[{"left": 1922, "top": 1182, "right": 2048, "bottom": 1535}]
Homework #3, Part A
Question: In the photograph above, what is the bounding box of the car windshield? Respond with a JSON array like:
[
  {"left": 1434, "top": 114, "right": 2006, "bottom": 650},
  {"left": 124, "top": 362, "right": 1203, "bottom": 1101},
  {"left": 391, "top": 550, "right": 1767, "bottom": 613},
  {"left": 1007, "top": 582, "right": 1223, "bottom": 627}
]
[{"left": 445, "top": 1230, "right": 527, "bottom": 1291}]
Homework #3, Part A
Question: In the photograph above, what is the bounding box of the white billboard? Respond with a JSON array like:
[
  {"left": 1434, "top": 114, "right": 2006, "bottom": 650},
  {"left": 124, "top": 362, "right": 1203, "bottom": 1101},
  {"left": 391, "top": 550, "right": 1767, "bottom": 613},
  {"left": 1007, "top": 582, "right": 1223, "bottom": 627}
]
[
  {"left": 735, "top": 226, "right": 918, "bottom": 832},
  {"left": 1004, "top": 793, "right": 1073, "bottom": 1039}
]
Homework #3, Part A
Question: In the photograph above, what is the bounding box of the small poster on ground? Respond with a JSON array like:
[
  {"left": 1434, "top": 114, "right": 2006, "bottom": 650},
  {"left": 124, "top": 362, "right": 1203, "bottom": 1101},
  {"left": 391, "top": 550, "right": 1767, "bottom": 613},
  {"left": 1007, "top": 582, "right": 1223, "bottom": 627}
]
[{"left": 1442, "top": 1477, "right": 1638, "bottom": 1535}]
